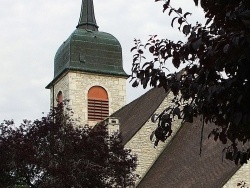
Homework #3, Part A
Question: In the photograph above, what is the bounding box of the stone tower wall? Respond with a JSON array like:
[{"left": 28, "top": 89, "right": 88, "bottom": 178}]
[
  {"left": 49, "top": 73, "right": 70, "bottom": 109},
  {"left": 50, "top": 71, "right": 126, "bottom": 126}
]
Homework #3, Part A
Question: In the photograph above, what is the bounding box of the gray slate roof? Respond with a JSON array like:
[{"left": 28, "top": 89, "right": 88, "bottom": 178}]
[
  {"left": 111, "top": 87, "right": 168, "bottom": 145},
  {"left": 112, "top": 87, "right": 241, "bottom": 188},
  {"left": 138, "top": 118, "right": 240, "bottom": 188}
]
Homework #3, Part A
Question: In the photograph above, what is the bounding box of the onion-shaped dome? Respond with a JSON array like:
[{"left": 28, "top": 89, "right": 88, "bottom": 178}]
[
  {"left": 54, "top": 29, "right": 126, "bottom": 78},
  {"left": 46, "top": 0, "right": 127, "bottom": 88}
]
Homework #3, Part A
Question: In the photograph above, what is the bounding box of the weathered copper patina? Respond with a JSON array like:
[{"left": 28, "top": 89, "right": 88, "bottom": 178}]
[{"left": 46, "top": 0, "right": 127, "bottom": 89}]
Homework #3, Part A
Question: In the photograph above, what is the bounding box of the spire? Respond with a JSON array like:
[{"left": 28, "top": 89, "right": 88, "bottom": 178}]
[{"left": 76, "top": 0, "right": 99, "bottom": 31}]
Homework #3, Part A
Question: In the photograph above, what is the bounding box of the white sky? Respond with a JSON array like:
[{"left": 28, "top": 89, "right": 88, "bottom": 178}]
[{"left": 0, "top": 0, "right": 204, "bottom": 124}]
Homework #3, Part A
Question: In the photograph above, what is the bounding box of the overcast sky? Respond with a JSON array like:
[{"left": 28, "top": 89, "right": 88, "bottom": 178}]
[{"left": 0, "top": 0, "right": 204, "bottom": 124}]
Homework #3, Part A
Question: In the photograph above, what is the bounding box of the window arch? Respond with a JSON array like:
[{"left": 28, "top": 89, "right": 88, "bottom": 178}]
[
  {"left": 56, "top": 91, "right": 63, "bottom": 104},
  {"left": 88, "top": 86, "right": 109, "bottom": 121}
]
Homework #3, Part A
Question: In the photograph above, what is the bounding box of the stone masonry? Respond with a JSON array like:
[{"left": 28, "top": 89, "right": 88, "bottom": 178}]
[
  {"left": 49, "top": 72, "right": 70, "bottom": 108},
  {"left": 223, "top": 161, "right": 250, "bottom": 187},
  {"left": 50, "top": 71, "right": 126, "bottom": 126},
  {"left": 125, "top": 93, "right": 183, "bottom": 186}
]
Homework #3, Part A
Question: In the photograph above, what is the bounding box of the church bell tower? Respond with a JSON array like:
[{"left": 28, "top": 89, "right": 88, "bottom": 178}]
[{"left": 46, "top": 0, "right": 127, "bottom": 126}]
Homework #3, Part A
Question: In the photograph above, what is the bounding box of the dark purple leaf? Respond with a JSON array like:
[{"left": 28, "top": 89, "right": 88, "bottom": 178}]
[
  {"left": 172, "top": 57, "right": 181, "bottom": 68},
  {"left": 177, "top": 8, "right": 182, "bottom": 14},
  {"left": 178, "top": 17, "right": 183, "bottom": 25},
  {"left": 163, "top": 3, "right": 169, "bottom": 12},
  {"left": 193, "top": 0, "right": 198, "bottom": 6},
  {"left": 184, "top": 12, "right": 192, "bottom": 18},
  {"left": 223, "top": 44, "right": 230, "bottom": 53},
  {"left": 132, "top": 80, "right": 139, "bottom": 87},
  {"left": 149, "top": 46, "right": 155, "bottom": 53},
  {"left": 130, "top": 46, "right": 137, "bottom": 52},
  {"left": 171, "top": 17, "right": 178, "bottom": 27},
  {"left": 150, "top": 131, "right": 155, "bottom": 141},
  {"left": 183, "top": 25, "right": 191, "bottom": 35}
]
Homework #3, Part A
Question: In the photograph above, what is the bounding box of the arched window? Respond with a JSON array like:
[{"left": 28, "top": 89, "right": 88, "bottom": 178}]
[
  {"left": 88, "top": 86, "right": 109, "bottom": 121},
  {"left": 56, "top": 91, "right": 63, "bottom": 104}
]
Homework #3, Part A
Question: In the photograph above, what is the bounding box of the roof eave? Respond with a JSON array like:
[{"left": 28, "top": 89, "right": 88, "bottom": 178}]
[{"left": 45, "top": 68, "right": 128, "bottom": 89}]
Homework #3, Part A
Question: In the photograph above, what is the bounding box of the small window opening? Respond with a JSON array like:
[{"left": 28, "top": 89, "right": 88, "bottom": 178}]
[{"left": 56, "top": 91, "right": 63, "bottom": 104}]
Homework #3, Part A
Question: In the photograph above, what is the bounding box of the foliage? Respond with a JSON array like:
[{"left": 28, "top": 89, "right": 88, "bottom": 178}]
[
  {"left": 237, "top": 181, "right": 249, "bottom": 188},
  {"left": 131, "top": 0, "right": 250, "bottom": 165},
  {"left": 0, "top": 103, "right": 138, "bottom": 188}
]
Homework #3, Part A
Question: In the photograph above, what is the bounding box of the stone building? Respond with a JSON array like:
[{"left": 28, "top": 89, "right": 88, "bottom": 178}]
[
  {"left": 46, "top": 0, "right": 127, "bottom": 127},
  {"left": 46, "top": 0, "right": 250, "bottom": 187}
]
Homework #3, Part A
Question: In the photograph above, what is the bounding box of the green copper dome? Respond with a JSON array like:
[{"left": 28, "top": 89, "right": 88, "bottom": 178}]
[
  {"left": 54, "top": 29, "right": 126, "bottom": 78},
  {"left": 46, "top": 0, "right": 127, "bottom": 88}
]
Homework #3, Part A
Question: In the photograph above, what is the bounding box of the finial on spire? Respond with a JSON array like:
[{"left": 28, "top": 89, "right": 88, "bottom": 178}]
[{"left": 76, "top": 0, "right": 99, "bottom": 31}]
